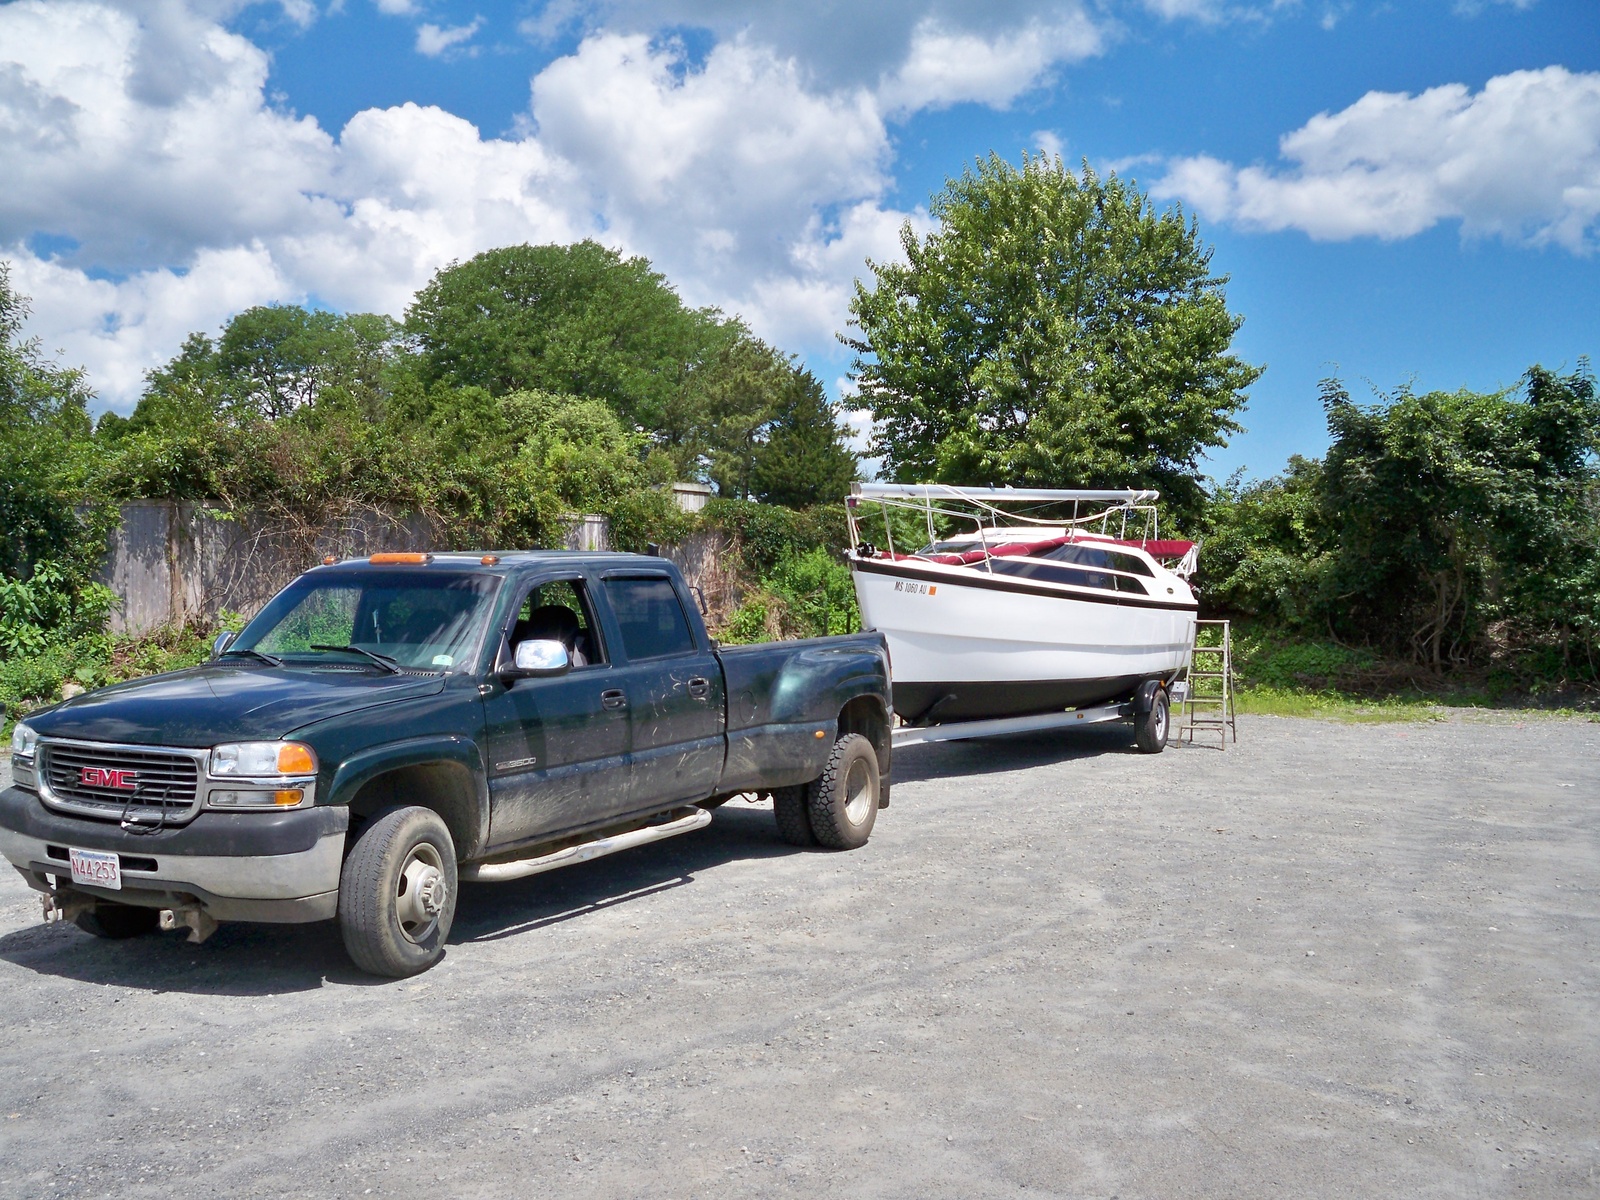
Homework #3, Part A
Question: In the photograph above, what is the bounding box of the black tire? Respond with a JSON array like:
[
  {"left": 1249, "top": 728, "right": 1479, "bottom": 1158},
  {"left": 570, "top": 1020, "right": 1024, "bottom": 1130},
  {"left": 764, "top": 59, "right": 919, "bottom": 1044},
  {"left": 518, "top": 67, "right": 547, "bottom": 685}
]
[
  {"left": 1135, "top": 687, "right": 1170, "bottom": 754},
  {"left": 806, "top": 733, "right": 880, "bottom": 850},
  {"left": 772, "top": 786, "right": 817, "bottom": 847},
  {"left": 74, "top": 902, "right": 160, "bottom": 939},
  {"left": 338, "top": 806, "right": 457, "bottom": 978}
]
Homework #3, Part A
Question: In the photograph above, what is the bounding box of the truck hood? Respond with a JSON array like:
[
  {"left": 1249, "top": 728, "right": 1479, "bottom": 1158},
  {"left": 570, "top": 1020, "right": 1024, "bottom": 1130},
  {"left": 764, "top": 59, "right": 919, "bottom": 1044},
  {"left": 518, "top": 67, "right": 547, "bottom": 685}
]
[{"left": 24, "top": 663, "right": 447, "bottom": 747}]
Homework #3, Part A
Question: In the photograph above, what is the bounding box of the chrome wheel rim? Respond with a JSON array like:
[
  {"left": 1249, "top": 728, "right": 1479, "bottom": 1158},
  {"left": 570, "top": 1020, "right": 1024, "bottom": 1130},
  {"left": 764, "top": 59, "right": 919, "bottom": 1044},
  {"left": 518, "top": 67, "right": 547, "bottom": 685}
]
[
  {"left": 1155, "top": 698, "right": 1168, "bottom": 741},
  {"left": 843, "top": 758, "right": 874, "bottom": 825},
  {"left": 395, "top": 842, "right": 447, "bottom": 943}
]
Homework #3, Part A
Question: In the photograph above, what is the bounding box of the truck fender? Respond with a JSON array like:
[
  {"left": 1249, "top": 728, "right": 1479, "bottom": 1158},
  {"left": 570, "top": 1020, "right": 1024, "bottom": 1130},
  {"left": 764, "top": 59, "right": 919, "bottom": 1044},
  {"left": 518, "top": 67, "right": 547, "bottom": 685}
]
[{"left": 327, "top": 736, "right": 490, "bottom": 861}]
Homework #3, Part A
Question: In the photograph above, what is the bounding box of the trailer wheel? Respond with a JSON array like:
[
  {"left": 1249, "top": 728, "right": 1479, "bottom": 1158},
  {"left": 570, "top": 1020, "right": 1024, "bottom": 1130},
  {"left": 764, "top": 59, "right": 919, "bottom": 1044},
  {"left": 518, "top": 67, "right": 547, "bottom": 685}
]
[
  {"left": 807, "top": 733, "right": 880, "bottom": 850},
  {"left": 74, "top": 902, "right": 160, "bottom": 939},
  {"left": 339, "top": 805, "right": 457, "bottom": 978},
  {"left": 772, "top": 786, "right": 817, "bottom": 847},
  {"left": 1135, "top": 687, "right": 1170, "bottom": 754}
]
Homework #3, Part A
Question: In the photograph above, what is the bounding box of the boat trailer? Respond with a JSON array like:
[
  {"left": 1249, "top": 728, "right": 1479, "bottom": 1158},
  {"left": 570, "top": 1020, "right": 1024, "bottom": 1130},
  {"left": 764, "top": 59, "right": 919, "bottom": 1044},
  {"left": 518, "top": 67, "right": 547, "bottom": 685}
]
[{"left": 892, "top": 682, "right": 1189, "bottom": 749}]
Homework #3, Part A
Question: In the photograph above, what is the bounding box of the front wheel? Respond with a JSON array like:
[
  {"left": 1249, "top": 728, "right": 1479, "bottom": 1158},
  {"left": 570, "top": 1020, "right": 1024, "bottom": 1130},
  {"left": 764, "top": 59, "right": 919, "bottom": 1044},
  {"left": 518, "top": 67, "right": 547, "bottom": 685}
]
[
  {"left": 807, "top": 733, "right": 880, "bottom": 850},
  {"left": 1134, "top": 687, "right": 1170, "bottom": 754},
  {"left": 339, "top": 806, "right": 457, "bottom": 978}
]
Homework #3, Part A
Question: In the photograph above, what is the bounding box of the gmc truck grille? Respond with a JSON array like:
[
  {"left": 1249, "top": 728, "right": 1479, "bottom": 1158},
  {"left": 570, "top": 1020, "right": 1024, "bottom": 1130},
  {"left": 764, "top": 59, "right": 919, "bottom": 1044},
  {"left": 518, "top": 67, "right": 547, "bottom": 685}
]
[{"left": 39, "top": 742, "right": 204, "bottom": 823}]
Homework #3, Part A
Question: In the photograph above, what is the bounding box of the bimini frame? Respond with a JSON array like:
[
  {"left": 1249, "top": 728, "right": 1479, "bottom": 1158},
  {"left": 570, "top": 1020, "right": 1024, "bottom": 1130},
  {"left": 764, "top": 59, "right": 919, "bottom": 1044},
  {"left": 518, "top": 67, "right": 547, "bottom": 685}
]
[{"left": 846, "top": 482, "right": 1163, "bottom": 566}]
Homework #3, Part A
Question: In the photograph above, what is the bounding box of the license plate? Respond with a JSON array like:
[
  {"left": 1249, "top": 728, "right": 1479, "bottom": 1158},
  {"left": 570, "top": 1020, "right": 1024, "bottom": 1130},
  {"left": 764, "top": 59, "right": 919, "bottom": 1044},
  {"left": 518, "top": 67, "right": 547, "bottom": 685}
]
[{"left": 69, "top": 847, "right": 121, "bottom": 891}]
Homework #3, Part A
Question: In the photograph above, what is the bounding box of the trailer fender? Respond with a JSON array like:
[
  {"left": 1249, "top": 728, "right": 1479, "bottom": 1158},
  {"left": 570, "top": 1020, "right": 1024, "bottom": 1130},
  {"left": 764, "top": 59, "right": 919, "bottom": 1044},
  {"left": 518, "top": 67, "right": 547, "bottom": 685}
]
[{"left": 1131, "top": 678, "right": 1166, "bottom": 716}]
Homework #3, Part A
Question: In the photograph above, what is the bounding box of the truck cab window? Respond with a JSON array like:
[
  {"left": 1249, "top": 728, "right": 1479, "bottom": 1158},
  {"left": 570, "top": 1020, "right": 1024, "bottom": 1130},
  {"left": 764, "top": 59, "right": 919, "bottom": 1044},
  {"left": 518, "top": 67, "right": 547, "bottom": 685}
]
[
  {"left": 603, "top": 577, "right": 696, "bottom": 660},
  {"left": 511, "top": 578, "right": 604, "bottom": 667}
]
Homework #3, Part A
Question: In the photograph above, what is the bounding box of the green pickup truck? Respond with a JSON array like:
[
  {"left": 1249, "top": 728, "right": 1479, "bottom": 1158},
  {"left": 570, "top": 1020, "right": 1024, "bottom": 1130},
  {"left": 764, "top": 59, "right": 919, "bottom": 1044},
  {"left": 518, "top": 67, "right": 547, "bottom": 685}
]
[{"left": 1, "top": 551, "right": 892, "bottom": 976}]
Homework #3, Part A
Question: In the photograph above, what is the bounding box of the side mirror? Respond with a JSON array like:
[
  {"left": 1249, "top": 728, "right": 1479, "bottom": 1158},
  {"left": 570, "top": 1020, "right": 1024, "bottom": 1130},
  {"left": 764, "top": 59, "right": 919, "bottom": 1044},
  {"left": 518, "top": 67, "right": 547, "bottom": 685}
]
[
  {"left": 503, "top": 639, "right": 570, "bottom": 680},
  {"left": 211, "top": 630, "right": 236, "bottom": 659}
]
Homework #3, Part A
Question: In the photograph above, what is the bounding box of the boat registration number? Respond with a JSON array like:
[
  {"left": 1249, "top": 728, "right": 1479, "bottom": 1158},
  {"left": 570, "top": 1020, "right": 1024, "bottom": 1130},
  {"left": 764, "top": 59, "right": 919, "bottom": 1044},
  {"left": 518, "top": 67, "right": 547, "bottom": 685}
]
[
  {"left": 893, "top": 581, "right": 937, "bottom": 596},
  {"left": 69, "top": 847, "right": 121, "bottom": 891}
]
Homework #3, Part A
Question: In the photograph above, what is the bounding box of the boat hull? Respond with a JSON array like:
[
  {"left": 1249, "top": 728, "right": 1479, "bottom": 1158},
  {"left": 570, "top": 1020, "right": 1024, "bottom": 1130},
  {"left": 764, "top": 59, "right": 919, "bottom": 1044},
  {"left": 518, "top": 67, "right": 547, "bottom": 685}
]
[{"left": 852, "top": 558, "right": 1196, "bottom": 723}]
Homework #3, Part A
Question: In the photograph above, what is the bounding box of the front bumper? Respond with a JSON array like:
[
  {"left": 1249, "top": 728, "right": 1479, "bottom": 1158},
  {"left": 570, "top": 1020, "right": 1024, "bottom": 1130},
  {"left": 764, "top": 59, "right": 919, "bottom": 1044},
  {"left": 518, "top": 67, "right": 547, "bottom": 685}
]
[{"left": 0, "top": 786, "right": 348, "bottom": 923}]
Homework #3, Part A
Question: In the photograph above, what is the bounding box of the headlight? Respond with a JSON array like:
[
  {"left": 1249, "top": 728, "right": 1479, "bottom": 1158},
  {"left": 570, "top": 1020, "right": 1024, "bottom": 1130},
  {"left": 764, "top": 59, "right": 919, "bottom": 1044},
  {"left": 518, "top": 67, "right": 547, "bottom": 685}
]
[
  {"left": 10, "top": 722, "right": 38, "bottom": 760},
  {"left": 209, "top": 741, "right": 317, "bottom": 777}
]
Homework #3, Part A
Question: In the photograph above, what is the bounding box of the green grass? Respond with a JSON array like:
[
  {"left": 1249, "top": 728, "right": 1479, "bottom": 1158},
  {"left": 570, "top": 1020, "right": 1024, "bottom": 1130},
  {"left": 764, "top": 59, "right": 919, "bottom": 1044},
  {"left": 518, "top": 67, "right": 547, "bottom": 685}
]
[{"left": 1231, "top": 686, "right": 1455, "bottom": 722}]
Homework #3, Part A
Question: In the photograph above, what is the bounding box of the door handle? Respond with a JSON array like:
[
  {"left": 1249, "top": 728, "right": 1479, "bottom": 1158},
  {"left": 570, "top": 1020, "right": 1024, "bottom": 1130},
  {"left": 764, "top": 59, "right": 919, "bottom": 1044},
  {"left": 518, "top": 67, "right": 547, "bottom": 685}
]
[
  {"left": 601, "top": 689, "right": 628, "bottom": 711},
  {"left": 687, "top": 676, "right": 711, "bottom": 698}
]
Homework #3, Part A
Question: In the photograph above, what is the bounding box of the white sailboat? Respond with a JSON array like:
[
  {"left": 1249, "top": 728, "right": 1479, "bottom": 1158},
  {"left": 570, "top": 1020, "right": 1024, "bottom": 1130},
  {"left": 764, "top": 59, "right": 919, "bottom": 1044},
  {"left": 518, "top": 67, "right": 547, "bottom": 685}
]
[{"left": 847, "top": 483, "right": 1198, "bottom": 724}]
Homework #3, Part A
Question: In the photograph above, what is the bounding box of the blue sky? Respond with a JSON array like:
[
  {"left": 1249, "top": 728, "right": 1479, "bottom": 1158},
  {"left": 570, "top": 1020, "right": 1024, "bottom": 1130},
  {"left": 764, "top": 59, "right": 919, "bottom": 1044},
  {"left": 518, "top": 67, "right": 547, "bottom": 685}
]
[{"left": 2, "top": 0, "right": 1596, "bottom": 483}]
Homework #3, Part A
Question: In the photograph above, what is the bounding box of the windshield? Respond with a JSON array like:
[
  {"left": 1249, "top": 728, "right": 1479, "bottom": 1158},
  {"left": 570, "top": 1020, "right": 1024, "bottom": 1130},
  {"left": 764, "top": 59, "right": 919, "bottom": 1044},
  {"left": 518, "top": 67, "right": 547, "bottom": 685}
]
[{"left": 233, "top": 569, "right": 501, "bottom": 672}]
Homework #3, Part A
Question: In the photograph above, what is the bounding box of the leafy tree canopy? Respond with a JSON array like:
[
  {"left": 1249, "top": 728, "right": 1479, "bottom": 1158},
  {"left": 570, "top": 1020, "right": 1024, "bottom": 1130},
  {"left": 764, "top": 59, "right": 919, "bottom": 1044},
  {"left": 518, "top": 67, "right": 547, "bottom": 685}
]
[
  {"left": 847, "top": 154, "right": 1260, "bottom": 521},
  {"left": 1206, "top": 364, "right": 1600, "bottom": 676},
  {"left": 0, "top": 264, "right": 106, "bottom": 582},
  {"left": 404, "top": 241, "right": 738, "bottom": 437}
]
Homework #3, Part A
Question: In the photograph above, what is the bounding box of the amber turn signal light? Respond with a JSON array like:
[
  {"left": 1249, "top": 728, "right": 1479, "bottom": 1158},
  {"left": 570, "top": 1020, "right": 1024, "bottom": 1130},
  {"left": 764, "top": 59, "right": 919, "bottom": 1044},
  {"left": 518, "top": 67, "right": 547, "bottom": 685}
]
[
  {"left": 276, "top": 744, "right": 316, "bottom": 774},
  {"left": 273, "top": 789, "right": 305, "bottom": 806},
  {"left": 369, "top": 552, "right": 432, "bottom": 565}
]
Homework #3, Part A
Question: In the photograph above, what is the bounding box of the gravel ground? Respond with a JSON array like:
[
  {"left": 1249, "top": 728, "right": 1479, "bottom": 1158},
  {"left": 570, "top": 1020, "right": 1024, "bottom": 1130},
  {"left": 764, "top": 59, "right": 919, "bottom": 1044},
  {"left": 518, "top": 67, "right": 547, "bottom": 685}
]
[{"left": 0, "top": 713, "right": 1597, "bottom": 1199}]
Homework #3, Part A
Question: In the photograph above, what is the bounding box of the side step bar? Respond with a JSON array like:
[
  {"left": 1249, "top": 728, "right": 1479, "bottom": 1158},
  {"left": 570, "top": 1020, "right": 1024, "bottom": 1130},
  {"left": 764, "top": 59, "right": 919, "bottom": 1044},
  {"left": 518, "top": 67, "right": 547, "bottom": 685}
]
[
  {"left": 459, "top": 807, "right": 713, "bottom": 883},
  {"left": 892, "top": 701, "right": 1129, "bottom": 748}
]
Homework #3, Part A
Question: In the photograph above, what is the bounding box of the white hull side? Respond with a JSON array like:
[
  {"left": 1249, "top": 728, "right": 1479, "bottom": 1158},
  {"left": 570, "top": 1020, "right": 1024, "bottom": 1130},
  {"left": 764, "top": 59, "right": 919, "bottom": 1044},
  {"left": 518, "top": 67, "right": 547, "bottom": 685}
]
[{"left": 852, "top": 564, "right": 1196, "bottom": 686}]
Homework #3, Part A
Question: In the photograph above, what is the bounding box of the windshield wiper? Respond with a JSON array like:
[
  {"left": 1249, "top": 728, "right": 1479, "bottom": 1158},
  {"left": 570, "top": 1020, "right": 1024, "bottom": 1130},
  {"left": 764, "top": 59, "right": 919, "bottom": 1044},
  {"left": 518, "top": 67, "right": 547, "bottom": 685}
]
[
  {"left": 220, "top": 647, "right": 283, "bottom": 667},
  {"left": 309, "top": 644, "right": 404, "bottom": 674}
]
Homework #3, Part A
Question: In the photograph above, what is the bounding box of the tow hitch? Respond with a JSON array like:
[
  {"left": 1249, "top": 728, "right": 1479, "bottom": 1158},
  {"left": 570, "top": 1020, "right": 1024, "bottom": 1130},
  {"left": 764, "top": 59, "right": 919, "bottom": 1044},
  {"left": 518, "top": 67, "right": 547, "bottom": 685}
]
[
  {"left": 160, "top": 907, "right": 219, "bottom": 944},
  {"left": 40, "top": 891, "right": 94, "bottom": 925}
]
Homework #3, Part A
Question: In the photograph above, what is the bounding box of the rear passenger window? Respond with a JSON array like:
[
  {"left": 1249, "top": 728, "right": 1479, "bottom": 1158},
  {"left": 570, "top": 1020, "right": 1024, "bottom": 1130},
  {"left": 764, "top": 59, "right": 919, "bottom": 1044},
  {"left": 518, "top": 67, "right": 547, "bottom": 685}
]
[{"left": 604, "top": 577, "right": 697, "bottom": 660}]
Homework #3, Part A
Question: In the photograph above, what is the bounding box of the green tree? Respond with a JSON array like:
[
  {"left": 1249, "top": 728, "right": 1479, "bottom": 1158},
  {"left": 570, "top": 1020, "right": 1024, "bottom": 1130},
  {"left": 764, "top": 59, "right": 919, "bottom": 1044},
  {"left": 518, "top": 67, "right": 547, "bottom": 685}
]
[
  {"left": 683, "top": 337, "right": 797, "bottom": 498},
  {"left": 748, "top": 370, "right": 858, "bottom": 508},
  {"left": 680, "top": 339, "right": 858, "bottom": 505},
  {"left": 0, "top": 264, "right": 107, "bottom": 581},
  {"left": 1200, "top": 457, "right": 1331, "bottom": 628},
  {"left": 404, "top": 241, "right": 737, "bottom": 438},
  {"left": 1215, "top": 367, "right": 1600, "bottom": 675},
  {"left": 846, "top": 155, "right": 1260, "bottom": 521},
  {"left": 0, "top": 263, "right": 118, "bottom": 655}
]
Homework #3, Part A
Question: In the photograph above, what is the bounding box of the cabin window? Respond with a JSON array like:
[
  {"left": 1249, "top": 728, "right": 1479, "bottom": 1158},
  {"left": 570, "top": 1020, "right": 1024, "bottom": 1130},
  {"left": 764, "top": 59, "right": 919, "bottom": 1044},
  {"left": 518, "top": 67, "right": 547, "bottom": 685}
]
[
  {"left": 1044, "top": 543, "right": 1155, "bottom": 577},
  {"left": 604, "top": 576, "right": 698, "bottom": 660}
]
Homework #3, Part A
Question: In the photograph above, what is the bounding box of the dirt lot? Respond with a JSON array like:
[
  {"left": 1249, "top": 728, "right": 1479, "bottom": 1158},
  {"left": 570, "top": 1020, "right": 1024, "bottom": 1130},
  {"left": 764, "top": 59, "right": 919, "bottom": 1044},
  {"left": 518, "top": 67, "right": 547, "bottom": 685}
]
[{"left": 0, "top": 713, "right": 1596, "bottom": 1199}]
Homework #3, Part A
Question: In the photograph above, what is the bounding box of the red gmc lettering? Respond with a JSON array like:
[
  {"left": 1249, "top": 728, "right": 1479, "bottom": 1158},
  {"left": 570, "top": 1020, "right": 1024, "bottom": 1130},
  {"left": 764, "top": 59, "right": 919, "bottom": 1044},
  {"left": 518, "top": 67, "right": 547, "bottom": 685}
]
[{"left": 81, "top": 767, "right": 137, "bottom": 790}]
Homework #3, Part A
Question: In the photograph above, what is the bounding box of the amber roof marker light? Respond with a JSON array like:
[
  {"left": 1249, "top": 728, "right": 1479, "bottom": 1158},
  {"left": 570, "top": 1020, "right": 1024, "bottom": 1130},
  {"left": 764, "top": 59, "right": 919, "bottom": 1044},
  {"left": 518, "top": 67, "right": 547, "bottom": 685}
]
[{"left": 369, "top": 553, "right": 433, "bottom": 565}]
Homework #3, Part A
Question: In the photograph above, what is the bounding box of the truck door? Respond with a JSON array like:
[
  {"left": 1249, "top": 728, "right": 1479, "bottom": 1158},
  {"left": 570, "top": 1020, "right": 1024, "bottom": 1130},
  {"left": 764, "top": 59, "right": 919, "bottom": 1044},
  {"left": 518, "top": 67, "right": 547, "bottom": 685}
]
[
  {"left": 481, "top": 577, "right": 633, "bottom": 848},
  {"left": 598, "top": 573, "right": 725, "bottom": 810}
]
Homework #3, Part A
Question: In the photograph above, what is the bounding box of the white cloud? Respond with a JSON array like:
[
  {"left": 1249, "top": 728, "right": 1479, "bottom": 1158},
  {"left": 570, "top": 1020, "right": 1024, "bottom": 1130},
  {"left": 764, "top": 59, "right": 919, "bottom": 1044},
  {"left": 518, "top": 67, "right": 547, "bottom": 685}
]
[
  {"left": 415, "top": 18, "right": 482, "bottom": 58},
  {"left": 0, "top": 1, "right": 335, "bottom": 270},
  {"left": 530, "top": 34, "right": 891, "bottom": 285},
  {"left": 0, "top": 1, "right": 923, "bottom": 408},
  {"left": 1454, "top": 0, "right": 1536, "bottom": 12},
  {"left": 1153, "top": 67, "right": 1600, "bottom": 253},
  {"left": 1033, "top": 130, "right": 1067, "bottom": 161},
  {"left": 537, "top": 1, "right": 1112, "bottom": 94},
  {"left": 372, "top": 0, "right": 418, "bottom": 15},
  {"left": 878, "top": 14, "right": 1103, "bottom": 112},
  {"left": 7, "top": 244, "right": 294, "bottom": 402}
]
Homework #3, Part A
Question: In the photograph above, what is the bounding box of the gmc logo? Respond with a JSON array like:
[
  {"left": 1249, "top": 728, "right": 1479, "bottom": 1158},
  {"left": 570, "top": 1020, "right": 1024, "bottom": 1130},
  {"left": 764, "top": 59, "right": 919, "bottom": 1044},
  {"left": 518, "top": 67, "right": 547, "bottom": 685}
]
[{"left": 82, "top": 767, "right": 137, "bottom": 790}]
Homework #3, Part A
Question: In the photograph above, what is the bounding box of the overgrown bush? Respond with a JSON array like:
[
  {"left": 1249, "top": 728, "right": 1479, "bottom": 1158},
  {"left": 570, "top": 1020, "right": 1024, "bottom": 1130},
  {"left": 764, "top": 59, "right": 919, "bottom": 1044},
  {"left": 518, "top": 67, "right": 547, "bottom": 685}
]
[{"left": 716, "top": 545, "right": 861, "bottom": 644}]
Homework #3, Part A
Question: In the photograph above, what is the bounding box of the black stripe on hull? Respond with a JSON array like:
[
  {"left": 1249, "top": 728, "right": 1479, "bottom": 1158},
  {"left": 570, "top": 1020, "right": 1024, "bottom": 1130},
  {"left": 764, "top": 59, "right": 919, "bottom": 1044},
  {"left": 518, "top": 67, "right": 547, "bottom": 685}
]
[
  {"left": 853, "top": 556, "right": 1198, "bottom": 612},
  {"left": 896, "top": 676, "right": 1171, "bottom": 723}
]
